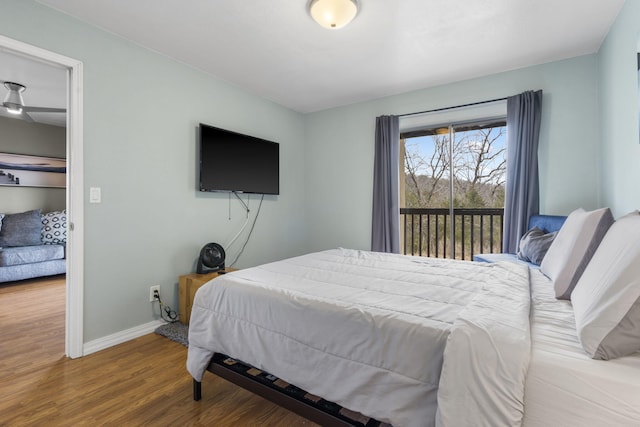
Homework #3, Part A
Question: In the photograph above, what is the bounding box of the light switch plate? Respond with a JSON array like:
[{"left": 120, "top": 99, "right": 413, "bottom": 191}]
[{"left": 89, "top": 187, "right": 101, "bottom": 203}]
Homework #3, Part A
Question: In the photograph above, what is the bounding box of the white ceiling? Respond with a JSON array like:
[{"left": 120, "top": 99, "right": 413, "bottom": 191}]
[{"left": 4, "top": 0, "right": 626, "bottom": 123}]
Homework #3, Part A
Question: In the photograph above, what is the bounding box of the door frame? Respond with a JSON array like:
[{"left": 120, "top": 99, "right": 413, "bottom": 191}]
[{"left": 0, "top": 35, "right": 84, "bottom": 358}]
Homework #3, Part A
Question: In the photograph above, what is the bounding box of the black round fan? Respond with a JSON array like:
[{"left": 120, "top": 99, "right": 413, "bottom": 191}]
[{"left": 197, "top": 242, "right": 225, "bottom": 274}]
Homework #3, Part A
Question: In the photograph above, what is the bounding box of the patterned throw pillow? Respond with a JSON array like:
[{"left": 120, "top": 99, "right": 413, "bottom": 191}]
[{"left": 41, "top": 210, "right": 67, "bottom": 245}]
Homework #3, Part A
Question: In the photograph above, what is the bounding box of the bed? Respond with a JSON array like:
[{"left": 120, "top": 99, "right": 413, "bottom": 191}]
[
  {"left": 186, "top": 209, "right": 640, "bottom": 426},
  {"left": 523, "top": 269, "right": 640, "bottom": 426}
]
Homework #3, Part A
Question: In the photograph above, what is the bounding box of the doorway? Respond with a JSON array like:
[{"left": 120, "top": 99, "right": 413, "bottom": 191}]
[{"left": 0, "top": 35, "right": 84, "bottom": 358}]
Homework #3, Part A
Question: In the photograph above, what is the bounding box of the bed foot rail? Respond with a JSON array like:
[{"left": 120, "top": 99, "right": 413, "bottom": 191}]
[{"left": 193, "top": 379, "right": 202, "bottom": 401}]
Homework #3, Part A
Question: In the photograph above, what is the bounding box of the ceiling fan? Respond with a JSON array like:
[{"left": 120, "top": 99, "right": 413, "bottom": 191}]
[{"left": 2, "top": 81, "right": 66, "bottom": 122}]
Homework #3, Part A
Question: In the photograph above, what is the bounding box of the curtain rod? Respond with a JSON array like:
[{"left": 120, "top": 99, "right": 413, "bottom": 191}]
[{"left": 398, "top": 96, "right": 508, "bottom": 118}]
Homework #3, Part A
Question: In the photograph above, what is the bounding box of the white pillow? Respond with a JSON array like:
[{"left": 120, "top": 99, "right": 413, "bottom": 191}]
[
  {"left": 571, "top": 211, "right": 640, "bottom": 360},
  {"left": 540, "top": 207, "right": 613, "bottom": 300}
]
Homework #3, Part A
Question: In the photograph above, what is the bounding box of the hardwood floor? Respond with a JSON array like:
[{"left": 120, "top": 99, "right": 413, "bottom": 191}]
[{"left": 0, "top": 277, "right": 317, "bottom": 426}]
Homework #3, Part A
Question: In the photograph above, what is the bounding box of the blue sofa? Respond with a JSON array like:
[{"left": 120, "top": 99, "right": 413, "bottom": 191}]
[
  {"left": 0, "top": 244, "right": 66, "bottom": 283},
  {"left": 0, "top": 209, "right": 67, "bottom": 283},
  {"left": 473, "top": 214, "right": 567, "bottom": 268}
]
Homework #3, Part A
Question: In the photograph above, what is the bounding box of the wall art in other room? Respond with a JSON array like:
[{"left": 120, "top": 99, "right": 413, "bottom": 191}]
[{"left": 0, "top": 152, "right": 66, "bottom": 188}]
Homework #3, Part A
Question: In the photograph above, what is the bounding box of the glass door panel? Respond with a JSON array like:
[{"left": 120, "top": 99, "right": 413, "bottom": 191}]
[{"left": 401, "top": 122, "right": 506, "bottom": 260}]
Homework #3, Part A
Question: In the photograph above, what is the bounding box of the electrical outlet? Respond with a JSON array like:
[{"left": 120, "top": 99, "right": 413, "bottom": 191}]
[{"left": 149, "top": 285, "right": 160, "bottom": 302}]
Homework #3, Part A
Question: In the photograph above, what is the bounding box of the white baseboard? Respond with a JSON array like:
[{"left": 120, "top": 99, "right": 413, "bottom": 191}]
[{"left": 83, "top": 320, "right": 166, "bottom": 356}]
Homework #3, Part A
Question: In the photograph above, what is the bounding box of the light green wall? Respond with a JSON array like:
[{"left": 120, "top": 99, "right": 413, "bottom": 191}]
[
  {"left": 0, "top": 115, "right": 66, "bottom": 213},
  {"left": 1, "top": 0, "right": 621, "bottom": 345},
  {"left": 304, "top": 55, "right": 601, "bottom": 252},
  {"left": 598, "top": 0, "right": 640, "bottom": 217},
  {"left": 0, "top": 0, "right": 306, "bottom": 341}
]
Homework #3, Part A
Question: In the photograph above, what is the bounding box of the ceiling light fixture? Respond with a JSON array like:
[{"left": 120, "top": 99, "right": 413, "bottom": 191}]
[
  {"left": 3, "top": 82, "right": 26, "bottom": 115},
  {"left": 309, "top": 0, "right": 358, "bottom": 30}
]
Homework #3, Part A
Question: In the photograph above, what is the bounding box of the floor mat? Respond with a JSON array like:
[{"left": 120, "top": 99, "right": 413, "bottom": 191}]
[{"left": 154, "top": 322, "right": 188, "bottom": 347}]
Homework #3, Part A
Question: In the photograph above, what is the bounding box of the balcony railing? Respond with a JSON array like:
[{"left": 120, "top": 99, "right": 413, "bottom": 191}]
[{"left": 400, "top": 208, "right": 504, "bottom": 260}]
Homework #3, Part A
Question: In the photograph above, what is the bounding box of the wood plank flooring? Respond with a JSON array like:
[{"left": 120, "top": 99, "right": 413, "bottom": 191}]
[{"left": 0, "top": 277, "right": 317, "bottom": 426}]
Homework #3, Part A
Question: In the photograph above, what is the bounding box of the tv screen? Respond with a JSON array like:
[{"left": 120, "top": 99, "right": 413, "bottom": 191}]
[{"left": 199, "top": 123, "right": 280, "bottom": 195}]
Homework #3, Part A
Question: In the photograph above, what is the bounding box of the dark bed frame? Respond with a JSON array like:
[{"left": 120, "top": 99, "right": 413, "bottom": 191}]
[{"left": 193, "top": 353, "right": 366, "bottom": 427}]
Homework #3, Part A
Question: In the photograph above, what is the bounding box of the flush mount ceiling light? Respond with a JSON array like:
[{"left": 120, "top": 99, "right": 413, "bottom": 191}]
[{"left": 309, "top": 0, "right": 358, "bottom": 30}]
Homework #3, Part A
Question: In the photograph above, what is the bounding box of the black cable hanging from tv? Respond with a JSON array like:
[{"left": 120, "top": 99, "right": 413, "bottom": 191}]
[
  {"left": 234, "top": 191, "right": 250, "bottom": 218},
  {"left": 229, "top": 193, "right": 264, "bottom": 267}
]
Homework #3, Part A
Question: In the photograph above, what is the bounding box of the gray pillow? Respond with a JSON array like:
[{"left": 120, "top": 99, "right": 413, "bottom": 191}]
[
  {"left": 571, "top": 211, "right": 640, "bottom": 360},
  {"left": 0, "top": 209, "right": 43, "bottom": 247},
  {"left": 540, "top": 207, "right": 614, "bottom": 300},
  {"left": 516, "top": 227, "right": 558, "bottom": 265}
]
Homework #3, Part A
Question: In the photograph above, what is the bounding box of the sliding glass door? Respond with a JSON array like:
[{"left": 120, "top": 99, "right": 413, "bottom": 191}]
[{"left": 400, "top": 120, "right": 507, "bottom": 259}]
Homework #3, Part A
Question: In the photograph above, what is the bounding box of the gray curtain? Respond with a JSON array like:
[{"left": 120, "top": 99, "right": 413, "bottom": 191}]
[
  {"left": 503, "top": 90, "right": 543, "bottom": 253},
  {"left": 371, "top": 115, "right": 400, "bottom": 253}
]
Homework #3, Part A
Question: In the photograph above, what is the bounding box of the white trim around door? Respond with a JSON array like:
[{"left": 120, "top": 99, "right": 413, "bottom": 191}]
[{"left": 0, "top": 35, "right": 84, "bottom": 358}]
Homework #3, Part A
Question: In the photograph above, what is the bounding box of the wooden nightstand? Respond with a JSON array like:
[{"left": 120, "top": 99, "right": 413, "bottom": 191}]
[{"left": 178, "top": 269, "right": 237, "bottom": 324}]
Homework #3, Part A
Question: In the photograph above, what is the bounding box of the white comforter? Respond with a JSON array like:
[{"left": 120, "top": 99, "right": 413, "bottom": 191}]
[{"left": 187, "top": 249, "right": 531, "bottom": 427}]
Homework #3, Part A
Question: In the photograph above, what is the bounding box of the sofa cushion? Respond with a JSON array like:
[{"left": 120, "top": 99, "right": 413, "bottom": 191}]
[
  {"left": 0, "top": 245, "right": 64, "bottom": 267},
  {"left": 0, "top": 259, "right": 66, "bottom": 283},
  {"left": 0, "top": 210, "right": 43, "bottom": 247},
  {"left": 41, "top": 210, "right": 67, "bottom": 245}
]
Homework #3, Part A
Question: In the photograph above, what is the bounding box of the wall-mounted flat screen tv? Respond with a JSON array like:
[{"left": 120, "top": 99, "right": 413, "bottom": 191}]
[{"left": 199, "top": 123, "right": 280, "bottom": 195}]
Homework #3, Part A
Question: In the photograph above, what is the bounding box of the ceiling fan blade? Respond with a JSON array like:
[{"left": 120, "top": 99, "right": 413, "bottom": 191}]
[
  {"left": 11, "top": 111, "right": 35, "bottom": 123},
  {"left": 2, "top": 101, "right": 32, "bottom": 121},
  {"left": 22, "top": 106, "right": 66, "bottom": 113}
]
